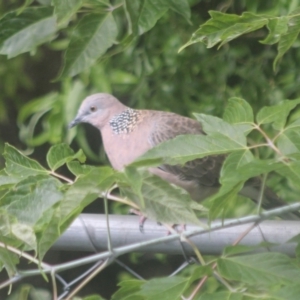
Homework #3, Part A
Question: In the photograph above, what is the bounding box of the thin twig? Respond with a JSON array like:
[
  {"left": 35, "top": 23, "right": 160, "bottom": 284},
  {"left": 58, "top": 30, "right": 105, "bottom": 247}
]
[
  {"left": 65, "top": 258, "right": 111, "bottom": 300},
  {"left": 51, "top": 269, "right": 57, "bottom": 300},
  {"left": 184, "top": 221, "right": 260, "bottom": 299},
  {"left": 104, "top": 186, "right": 115, "bottom": 254},
  {"left": 257, "top": 174, "right": 268, "bottom": 215},
  {"left": 2, "top": 202, "right": 300, "bottom": 290}
]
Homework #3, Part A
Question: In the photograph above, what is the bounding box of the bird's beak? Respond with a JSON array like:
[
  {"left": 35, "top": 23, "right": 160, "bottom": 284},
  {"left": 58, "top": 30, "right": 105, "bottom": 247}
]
[{"left": 68, "top": 116, "right": 81, "bottom": 129}]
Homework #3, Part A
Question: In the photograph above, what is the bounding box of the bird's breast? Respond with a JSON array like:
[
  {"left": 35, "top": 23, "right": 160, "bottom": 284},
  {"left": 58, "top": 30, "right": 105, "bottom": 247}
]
[{"left": 101, "top": 126, "right": 152, "bottom": 170}]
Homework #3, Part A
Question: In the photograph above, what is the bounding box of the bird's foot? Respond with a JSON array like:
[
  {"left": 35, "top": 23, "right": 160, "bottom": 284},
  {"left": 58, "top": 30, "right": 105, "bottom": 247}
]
[
  {"left": 163, "top": 223, "right": 186, "bottom": 235},
  {"left": 129, "top": 208, "right": 147, "bottom": 233}
]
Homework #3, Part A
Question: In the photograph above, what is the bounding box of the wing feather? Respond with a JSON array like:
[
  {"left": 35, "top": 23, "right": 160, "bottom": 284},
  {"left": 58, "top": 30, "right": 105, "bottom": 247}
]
[{"left": 148, "top": 111, "right": 225, "bottom": 187}]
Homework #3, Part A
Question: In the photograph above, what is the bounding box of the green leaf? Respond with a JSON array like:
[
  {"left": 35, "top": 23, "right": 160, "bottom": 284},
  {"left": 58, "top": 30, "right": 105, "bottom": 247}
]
[
  {"left": 277, "top": 127, "right": 300, "bottom": 155},
  {"left": 194, "top": 113, "right": 246, "bottom": 143},
  {"left": 7, "top": 285, "right": 52, "bottom": 300},
  {"left": 132, "top": 133, "right": 247, "bottom": 168},
  {"left": 0, "top": 7, "right": 56, "bottom": 58},
  {"left": 119, "top": 172, "right": 202, "bottom": 225},
  {"left": 185, "top": 265, "right": 213, "bottom": 287},
  {"left": 0, "top": 248, "right": 19, "bottom": 278},
  {"left": 276, "top": 160, "right": 300, "bottom": 186},
  {"left": 218, "top": 253, "right": 300, "bottom": 285},
  {"left": 261, "top": 17, "right": 289, "bottom": 45},
  {"left": 59, "top": 167, "right": 115, "bottom": 227},
  {"left": 179, "top": 11, "right": 268, "bottom": 51},
  {"left": 220, "top": 152, "right": 280, "bottom": 185},
  {"left": 52, "top": 0, "right": 83, "bottom": 25},
  {"left": 208, "top": 182, "right": 243, "bottom": 220},
  {"left": 11, "top": 223, "right": 36, "bottom": 250},
  {"left": 112, "top": 280, "right": 145, "bottom": 300},
  {"left": 0, "top": 170, "right": 19, "bottom": 190},
  {"left": 67, "top": 160, "right": 98, "bottom": 176},
  {"left": 274, "top": 9, "right": 300, "bottom": 70},
  {"left": 0, "top": 209, "right": 17, "bottom": 236},
  {"left": 37, "top": 206, "right": 61, "bottom": 260},
  {"left": 58, "top": 12, "right": 118, "bottom": 78},
  {"left": 82, "top": 295, "right": 106, "bottom": 300},
  {"left": 256, "top": 99, "right": 300, "bottom": 129},
  {"left": 223, "top": 242, "right": 277, "bottom": 256},
  {"left": 273, "top": 284, "right": 300, "bottom": 300},
  {"left": 167, "top": 0, "right": 191, "bottom": 24},
  {"left": 17, "top": 0, "right": 34, "bottom": 15},
  {"left": 276, "top": 118, "right": 300, "bottom": 155},
  {"left": 1, "top": 175, "right": 63, "bottom": 225},
  {"left": 139, "top": 277, "right": 188, "bottom": 300},
  {"left": 17, "top": 92, "right": 57, "bottom": 124},
  {"left": 223, "top": 97, "right": 254, "bottom": 133},
  {"left": 198, "top": 291, "right": 244, "bottom": 300},
  {"left": 3, "top": 144, "right": 48, "bottom": 178},
  {"left": 124, "top": 166, "right": 144, "bottom": 206},
  {"left": 208, "top": 151, "right": 282, "bottom": 219},
  {"left": 126, "top": 0, "right": 190, "bottom": 35},
  {"left": 46, "top": 143, "right": 86, "bottom": 171}
]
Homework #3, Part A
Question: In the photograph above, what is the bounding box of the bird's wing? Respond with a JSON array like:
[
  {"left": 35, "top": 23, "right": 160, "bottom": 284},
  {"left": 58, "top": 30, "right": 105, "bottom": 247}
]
[{"left": 148, "top": 111, "right": 225, "bottom": 187}]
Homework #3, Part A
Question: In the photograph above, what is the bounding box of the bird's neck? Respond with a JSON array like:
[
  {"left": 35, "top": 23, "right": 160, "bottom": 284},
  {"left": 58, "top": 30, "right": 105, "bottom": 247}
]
[{"left": 109, "top": 108, "right": 142, "bottom": 134}]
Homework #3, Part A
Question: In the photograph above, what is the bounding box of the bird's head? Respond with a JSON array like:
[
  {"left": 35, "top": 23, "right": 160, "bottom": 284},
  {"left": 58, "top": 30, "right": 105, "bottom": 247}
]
[{"left": 69, "top": 93, "right": 126, "bottom": 129}]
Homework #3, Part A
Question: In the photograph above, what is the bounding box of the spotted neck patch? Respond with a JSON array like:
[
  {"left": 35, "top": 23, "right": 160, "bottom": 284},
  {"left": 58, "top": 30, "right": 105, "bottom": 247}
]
[{"left": 109, "top": 108, "right": 142, "bottom": 134}]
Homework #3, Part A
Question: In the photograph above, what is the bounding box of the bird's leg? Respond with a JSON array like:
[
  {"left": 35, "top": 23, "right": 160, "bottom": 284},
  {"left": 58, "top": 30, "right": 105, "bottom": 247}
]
[{"left": 129, "top": 208, "right": 147, "bottom": 233}]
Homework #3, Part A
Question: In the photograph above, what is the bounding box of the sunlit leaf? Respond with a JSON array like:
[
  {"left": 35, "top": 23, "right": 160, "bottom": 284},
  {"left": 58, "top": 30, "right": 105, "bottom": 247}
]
[
  {"left": 11, "top": 223, "right": 36, "bottom": 250},
  {"left": 0, "top": 7, "right": 56, "bottom": 58},
  {"left": 3, "top": 144, "right": 48, "bottom": 177},
  {"left": 1, "top": 175, "right": 63, "bottom": 225},
  {"left": 46, "top": 143, "right": 86, "bottom": 171}
]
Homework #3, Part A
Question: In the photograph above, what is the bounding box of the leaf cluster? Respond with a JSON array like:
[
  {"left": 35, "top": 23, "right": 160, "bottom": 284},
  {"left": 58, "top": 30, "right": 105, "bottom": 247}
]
[
  {"left": 2, "top": 0, "right": 300, "bottom": 299},
  {"left": 1, "top": 97, "right": 300, "bottom": 298}
]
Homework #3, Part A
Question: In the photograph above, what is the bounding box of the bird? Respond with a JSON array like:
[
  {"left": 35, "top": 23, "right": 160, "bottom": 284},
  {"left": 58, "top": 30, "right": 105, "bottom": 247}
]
[{"left": 69, "top": 93, "right": 299, "bottom": 219}]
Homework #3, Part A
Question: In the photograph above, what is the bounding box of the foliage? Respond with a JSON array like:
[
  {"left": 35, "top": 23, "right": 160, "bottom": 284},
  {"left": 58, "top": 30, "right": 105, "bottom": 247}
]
[{"left": 1, "top": 0, "right": 300, "bottom": 299}]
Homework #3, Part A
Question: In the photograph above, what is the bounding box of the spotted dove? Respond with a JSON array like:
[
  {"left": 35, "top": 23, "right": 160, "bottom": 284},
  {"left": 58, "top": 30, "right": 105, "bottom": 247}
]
[{"left": 69, "top": 93, "right": 299, "bottom": 218}]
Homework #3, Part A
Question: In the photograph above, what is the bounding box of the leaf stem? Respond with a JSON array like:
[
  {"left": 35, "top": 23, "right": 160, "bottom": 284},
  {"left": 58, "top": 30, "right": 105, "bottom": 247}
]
[
  {"left": 49, "top": 171, "right": 74, "bottom": 184},
  {"left": 253, "top": 124, "right": 283, "bottom": 157},
  {"left": 106, "top": 192, "right": 140, "bottom": 209}
]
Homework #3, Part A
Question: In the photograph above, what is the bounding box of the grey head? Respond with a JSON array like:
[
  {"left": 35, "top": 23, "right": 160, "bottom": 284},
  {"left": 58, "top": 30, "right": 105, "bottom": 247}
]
[{"left": 69, "top": 93, "right": 127, "bottom": 130}]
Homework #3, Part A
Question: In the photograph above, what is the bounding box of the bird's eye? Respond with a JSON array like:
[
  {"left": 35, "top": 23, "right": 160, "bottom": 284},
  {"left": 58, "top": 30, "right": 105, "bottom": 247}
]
[{"left": 90, "top": 106, "right": 96, "bottom": 112}]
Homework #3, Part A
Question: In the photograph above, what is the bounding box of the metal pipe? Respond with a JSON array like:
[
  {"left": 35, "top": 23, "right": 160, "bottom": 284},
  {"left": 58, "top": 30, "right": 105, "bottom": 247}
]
[{"left": 52, "top": 214, "right": 300, "bottom": 256}]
